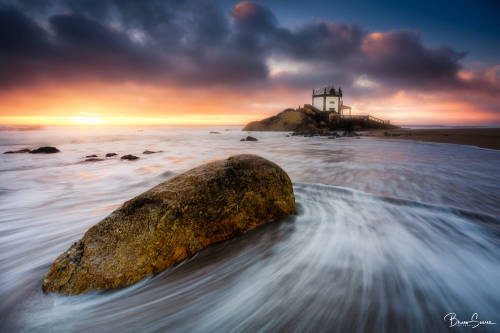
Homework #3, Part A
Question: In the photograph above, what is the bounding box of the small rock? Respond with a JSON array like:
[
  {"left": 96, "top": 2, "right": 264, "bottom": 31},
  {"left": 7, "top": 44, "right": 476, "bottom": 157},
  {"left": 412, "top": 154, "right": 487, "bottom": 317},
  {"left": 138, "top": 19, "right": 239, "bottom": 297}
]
[
  {"left": 343, "top": 131, "right": 360, "bottom": 137},
  {"left": 245, "top": 136, "right": 258, "bottom": 142},
  {"left": 121, "top": 154, "right": 139, "bottom": 160},
  {"left": 209, "top": 131, "right": 220, "bottom": 134},
  {"left": 240, "top": 138, "right": 246, "bottom": 141},
  {"left": 30, "top": 147, "right": 60, "bottom": 154},
  {"left": 84, "top": 158, "right": 104, "bottom": 162},
  {"left": 105, "top": 153, "right": 117, "bottom": 157},
  {"left": 143, "top": 150, "right": 157, "bottom": 155},
  {"left": 86, "top": 154, "right": 98, "bottom": 158},
  {"left": 4, "top": 148, "right": 31, "bottom": 154}
]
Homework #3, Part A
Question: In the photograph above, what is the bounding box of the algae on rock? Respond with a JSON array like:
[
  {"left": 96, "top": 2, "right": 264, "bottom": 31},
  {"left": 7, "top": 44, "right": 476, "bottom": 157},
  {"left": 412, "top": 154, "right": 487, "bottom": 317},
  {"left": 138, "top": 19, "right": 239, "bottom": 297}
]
[{"left": 42, "top": 154, "right": 296, "bottom": 294}]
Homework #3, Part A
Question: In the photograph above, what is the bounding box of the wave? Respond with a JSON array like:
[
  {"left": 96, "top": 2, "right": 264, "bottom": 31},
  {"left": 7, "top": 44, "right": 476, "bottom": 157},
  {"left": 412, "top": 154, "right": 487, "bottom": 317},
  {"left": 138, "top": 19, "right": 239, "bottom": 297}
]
[{"left": 2, "top": 183, "right": 497, "bottom": 332}]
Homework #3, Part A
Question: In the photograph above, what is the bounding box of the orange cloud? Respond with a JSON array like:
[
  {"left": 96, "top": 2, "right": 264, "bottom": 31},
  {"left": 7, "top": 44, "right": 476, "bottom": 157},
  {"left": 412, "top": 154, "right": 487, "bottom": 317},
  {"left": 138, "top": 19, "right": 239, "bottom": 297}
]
[{"left": 458, "top": 70, "right": 474, "bottom": 81}]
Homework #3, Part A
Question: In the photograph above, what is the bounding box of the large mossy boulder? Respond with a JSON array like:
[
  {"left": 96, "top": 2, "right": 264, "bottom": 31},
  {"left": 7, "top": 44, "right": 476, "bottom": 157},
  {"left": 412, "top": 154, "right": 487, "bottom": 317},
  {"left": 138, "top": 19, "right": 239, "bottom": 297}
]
[{"left": 42, "top": 154, "right": 296, "bottom": 294}]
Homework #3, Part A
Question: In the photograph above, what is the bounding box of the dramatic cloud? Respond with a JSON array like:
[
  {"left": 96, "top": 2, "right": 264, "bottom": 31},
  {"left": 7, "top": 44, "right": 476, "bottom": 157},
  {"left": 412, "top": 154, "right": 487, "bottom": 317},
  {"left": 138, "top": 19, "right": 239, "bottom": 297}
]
[
  {"left": 0, "top": 0, "right": 499, "bottom": 123},
  {"left": 361, "top": 31, "right": 464, "bottom": 86}
]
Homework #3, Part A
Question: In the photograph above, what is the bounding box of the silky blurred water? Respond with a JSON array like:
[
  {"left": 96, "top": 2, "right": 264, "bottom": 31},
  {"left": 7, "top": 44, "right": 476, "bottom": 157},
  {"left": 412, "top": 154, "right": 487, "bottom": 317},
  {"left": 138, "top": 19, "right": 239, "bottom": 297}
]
[{"left": 0, "top": 125, "right": 499, "bottom": 332}]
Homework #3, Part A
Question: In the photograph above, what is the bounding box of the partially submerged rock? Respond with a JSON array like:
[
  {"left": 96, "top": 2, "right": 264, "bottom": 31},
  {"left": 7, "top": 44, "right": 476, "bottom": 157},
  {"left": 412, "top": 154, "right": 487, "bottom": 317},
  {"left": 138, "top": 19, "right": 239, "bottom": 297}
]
[
  {"left": 343, "top": 131, "right": 361, "bottom": 137},
  {"left": 30, "top": 147, "right": 60, "bottom": 154},
  {"left": 293, "top": 128, "right": 333, "bottom": 137},
  {"left": 209, "top": 131, "right": 220, "bottom": 134},
  {"left": 143, "top": 150, "right": 157, "bottom": 155},
  {"left": 86, "top": 154, "right": 98, "bottom": 158},
  {"left": 121, "top": 154, "right": 139, "bottom": 160},
  {"left": 84, "top": 158, "right": 105, "bottom": 162},
  {"left": 42, "top": 154, "right": 296, "bottom": 294},
  {"left": 106, "top": 153, "right": 117, "bottom": 157},
  {"left": 4, "top": 148, "right": 31, "bottom": 154},
  {"left": 241, "top": 136, "right": 258, "bottom": 142}
]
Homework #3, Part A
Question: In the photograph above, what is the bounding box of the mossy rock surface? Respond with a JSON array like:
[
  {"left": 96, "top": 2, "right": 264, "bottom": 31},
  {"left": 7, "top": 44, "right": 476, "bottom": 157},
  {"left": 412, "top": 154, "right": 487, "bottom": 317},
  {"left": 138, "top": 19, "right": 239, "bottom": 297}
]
[
  {"left": 243, "top": 105, "right": 396, "bottom": 132},
  {"left": 42, "top": 154, "right": 296, "bottom": 294},
  {"left": 243, "top": 109, "right": 321, "bottom": 132}
]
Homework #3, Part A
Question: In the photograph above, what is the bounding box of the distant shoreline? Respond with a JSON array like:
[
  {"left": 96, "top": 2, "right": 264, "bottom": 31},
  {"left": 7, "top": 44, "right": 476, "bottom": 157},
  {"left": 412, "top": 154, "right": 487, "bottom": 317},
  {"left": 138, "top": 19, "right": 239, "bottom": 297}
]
[{"left": 368, "top": 128, "right": 500, "bottom": 150}]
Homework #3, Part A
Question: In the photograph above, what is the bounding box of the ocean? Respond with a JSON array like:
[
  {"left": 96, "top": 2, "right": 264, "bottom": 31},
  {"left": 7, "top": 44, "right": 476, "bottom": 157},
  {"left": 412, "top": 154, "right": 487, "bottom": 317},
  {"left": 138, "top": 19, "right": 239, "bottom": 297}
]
[{"left": 1, "top": 125, "right": 499, "bottom": 332}]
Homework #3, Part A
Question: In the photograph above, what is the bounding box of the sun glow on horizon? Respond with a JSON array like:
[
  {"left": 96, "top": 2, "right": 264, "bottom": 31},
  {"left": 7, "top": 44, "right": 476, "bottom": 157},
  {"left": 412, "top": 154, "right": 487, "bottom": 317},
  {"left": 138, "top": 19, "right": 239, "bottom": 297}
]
[
  {"left": 0, "top": 81, "right": 498, "bottom": 127},
  {"left": 0, "top": 113, "right": 268, "bottom": 126},
  {"left": 0, "top": 82, "right": 301, "bottom": 126}
]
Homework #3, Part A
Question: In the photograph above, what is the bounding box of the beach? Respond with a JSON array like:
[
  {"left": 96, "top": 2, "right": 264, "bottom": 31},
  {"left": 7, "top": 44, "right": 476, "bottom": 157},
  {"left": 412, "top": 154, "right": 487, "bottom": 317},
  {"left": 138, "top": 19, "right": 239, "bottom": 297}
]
[
  {"left": 370, "top": 127, "right": 500, "bottom": 150},
  {"left": 1, "top": 125, "right": 499, "bottom": 332}
]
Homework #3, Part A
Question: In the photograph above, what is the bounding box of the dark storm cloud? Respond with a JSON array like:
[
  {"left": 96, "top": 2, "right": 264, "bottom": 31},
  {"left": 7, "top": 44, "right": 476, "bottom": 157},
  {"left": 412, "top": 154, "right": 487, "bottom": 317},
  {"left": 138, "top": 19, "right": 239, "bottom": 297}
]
[
  {"left": 0, "top": 0, "right": 498, "bottom": 98},
  {"left": 274, "top": 21, "right": 365, "bottom": 62},
  {"left": 360, "top": 30, "right": 465, "bottom": 87},
  {"left": 232, "top": 0, "right": 277, "bottom": 33},
  {"left": 0, "top": 0, "right": 272, "bottom": 88},
  {"left": 0, "top": 6, "right": 50, "bottom": 55},
  {"left": 0, "top": 6, "right": 53, "bottom": 87},
  {"left": 0, "top": 7, "right": 164, "bottom": 87}
]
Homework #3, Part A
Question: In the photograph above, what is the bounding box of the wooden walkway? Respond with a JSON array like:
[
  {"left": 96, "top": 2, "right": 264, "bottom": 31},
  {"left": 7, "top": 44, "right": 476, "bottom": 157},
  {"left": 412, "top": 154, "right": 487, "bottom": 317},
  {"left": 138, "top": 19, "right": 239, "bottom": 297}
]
[{"left": 340, "top": 114, "right": 390, "bottom": 125}]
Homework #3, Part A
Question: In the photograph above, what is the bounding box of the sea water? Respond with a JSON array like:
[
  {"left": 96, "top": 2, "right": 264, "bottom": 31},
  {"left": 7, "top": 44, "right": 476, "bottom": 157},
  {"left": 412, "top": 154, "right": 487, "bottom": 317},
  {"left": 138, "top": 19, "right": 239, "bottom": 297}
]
[{"left": 0, "top": 126, "right": 499, "bottom": 332}]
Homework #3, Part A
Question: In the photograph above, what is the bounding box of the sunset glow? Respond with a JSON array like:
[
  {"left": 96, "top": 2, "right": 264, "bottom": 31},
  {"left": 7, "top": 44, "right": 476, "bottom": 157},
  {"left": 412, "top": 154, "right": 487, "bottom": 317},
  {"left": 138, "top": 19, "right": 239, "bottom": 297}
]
[
  {"left": 1, "top": 82, "right": 496, "bottom": 126},
  {"left": 0, "top": 114, "right": 268, "bottom": 126},
  {"left": 0, "top": 1, "right": 498, "bottom": 126},
  {"left": 1, "top": 78, "right": 497, "bottom": 125}
]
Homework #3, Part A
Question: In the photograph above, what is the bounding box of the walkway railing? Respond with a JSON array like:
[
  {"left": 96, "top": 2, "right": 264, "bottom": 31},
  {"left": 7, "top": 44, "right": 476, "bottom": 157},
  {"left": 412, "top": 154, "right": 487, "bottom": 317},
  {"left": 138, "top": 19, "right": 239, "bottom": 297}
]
[{"left": 340, "top": 114, "right": 390, "bottom": 125}]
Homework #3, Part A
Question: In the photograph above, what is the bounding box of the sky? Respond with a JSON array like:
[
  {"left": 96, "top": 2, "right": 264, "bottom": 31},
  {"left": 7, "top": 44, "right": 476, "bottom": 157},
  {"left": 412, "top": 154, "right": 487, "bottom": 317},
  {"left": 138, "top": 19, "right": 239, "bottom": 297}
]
[{"left": 0, "top": 0, "right": 499, "bottom": 126}]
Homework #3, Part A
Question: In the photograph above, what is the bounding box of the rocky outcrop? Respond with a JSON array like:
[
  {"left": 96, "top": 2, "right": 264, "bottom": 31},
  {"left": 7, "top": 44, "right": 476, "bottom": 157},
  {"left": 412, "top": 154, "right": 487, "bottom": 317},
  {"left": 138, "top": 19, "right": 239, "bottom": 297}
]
[
  {"left": 83, "top": 158, "right": 105, "bottom": 162},
  {"left": 4, "top": 148, "right": 31, "bottom": 154},
  {"left": 241, "top": 136, "right": 258, "bottom": 142},
  {"left": 121, "top": 154, "right": 139, "bottom": 160},
  {"left": 243, "top": 106, "right": 326, "bottom": 132},
  {"left": 243, "top": 105, "right": 396, "bottom": 133},
  {"left": 42, "top": 154, "right": 296, "bottom": 294},
  {"left": 5, "top": 147, "right": 60, "bottom": 154},
  {"left": 30, "top": 147, "right": 60, "bottom": 154}
]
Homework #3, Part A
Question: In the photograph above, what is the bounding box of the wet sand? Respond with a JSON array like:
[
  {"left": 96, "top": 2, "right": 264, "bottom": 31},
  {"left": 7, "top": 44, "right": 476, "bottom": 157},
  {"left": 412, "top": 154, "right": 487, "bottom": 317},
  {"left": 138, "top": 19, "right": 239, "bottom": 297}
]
[{"left": 369, "top": 128, "right": 500, "bottom": 150}]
